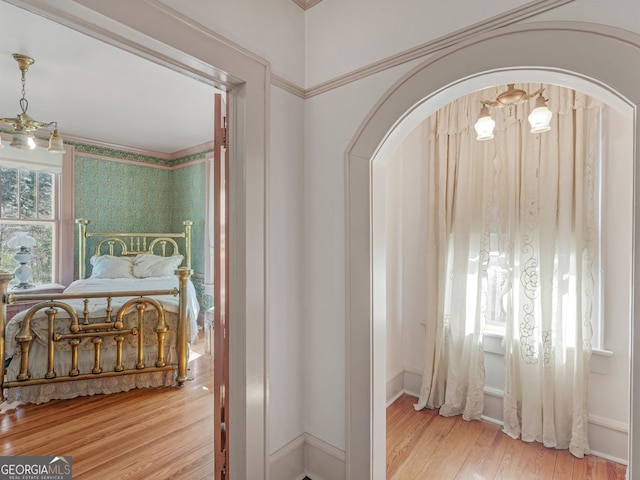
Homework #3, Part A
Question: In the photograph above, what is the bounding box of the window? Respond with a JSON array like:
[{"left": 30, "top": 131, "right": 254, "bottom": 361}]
[
  {"left": 0, "top": 136, "right": 73, "bottom": 286},
  {"left": 479, "top": 106, "right": 605, "bottom": 351},
  {"left": 482, "top": 249, "right": 510, "bottom": 332},
  {"left": 0, "top": 166, "right": 58, "bottom": 286}
]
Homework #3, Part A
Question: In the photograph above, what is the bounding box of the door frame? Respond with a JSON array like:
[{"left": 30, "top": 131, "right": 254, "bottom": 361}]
[{"left": 8, "top": 2, "right": 270, "bottom": 478}]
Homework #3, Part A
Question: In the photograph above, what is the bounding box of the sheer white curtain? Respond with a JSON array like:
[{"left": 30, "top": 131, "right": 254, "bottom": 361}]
[
  {"left": 499, "top": 86, "right": 600, "bottom": 457},
  {"left": 414, "top": 84, "right": 600, "bottom": 455}
]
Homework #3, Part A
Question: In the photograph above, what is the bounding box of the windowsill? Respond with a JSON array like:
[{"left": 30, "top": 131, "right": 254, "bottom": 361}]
[
  {"left": 482, "top": 329, "right": 614, "bottom": 357},
  {"left": 483, "top": 329, "right": 505, "bottom": 339},
  {"left": 592, "top": 348, "right": 614, "bottom": 357},
  {"left": 9, "top": 283, "right": 65, "bottom": 293}
]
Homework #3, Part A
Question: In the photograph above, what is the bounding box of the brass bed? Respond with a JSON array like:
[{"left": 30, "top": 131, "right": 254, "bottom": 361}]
[{"left": 1, "top": 219, "right": 198, "bottom": 405}]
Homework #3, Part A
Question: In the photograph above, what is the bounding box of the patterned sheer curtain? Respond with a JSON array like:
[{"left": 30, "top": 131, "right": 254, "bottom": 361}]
[{"left": 414, "top": 84, "right": 601, "bottom": 456}]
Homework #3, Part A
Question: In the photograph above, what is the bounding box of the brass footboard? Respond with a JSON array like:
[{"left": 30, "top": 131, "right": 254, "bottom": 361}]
[{"left": 0, "top": 268, "right": 191, "bottom": 403}]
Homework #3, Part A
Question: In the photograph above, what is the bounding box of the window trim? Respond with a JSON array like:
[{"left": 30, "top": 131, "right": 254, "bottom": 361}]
[{"left": 0, "top": 133, "right": 75, "bottom": 287}]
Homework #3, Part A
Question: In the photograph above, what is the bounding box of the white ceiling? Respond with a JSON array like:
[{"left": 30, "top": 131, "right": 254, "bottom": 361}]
[{"left": 0, "top": 2, "right": 217, "bottom": 155}]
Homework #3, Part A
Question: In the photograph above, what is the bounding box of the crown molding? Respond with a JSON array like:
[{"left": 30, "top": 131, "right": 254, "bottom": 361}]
[
  {"left": 273, "top": 0, "right": 575, "bottom": 98},
  {"left": 291, "top": 0, "right": 324, "bottom": 11},
  {"left": 271, "top": 74, "right": 306, "bottom": 99}
]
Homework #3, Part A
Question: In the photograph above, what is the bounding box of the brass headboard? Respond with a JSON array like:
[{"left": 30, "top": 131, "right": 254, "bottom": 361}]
[{"left": 75, "top": 219, "right": 193, "bottom": 279}]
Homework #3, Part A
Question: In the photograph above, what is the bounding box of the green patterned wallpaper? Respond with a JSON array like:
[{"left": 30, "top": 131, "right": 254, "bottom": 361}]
[
  {"left": 74, "top": 156, "right": 173, "bottom": 232},
  {"left": 73, "top": 143, "right": 211, "bottom": 313},
  {"left": 170, "top": 161, "right": 208, "bottom": 310}
]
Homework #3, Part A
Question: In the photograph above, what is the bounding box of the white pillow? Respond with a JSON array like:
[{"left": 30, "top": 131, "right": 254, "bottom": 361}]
[
  {"left": 90, "top": 255, "right": 135, "bottom": 279},
  {"left": 133, "top": 253, "right": 184, "bottom": 278}
]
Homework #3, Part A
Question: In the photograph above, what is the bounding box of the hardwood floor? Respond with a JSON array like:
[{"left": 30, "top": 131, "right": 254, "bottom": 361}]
[
  {"left": 387, "top": 394, "right": 627, "bottom": 480},
  {"left": 0, "top": 345, "right": 214, "bottom": 480},
  {"left": 1, "top": 357, "right": 627, "bottom": 479}
]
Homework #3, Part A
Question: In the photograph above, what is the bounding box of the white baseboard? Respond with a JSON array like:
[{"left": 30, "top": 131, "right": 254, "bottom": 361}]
[
  {"left": 304, "top": 432, "right": 346, "bottom": 480},
  {"left": 387, "top": 368, "right": 630, "bottom": 464},
  {"left": 270, "top": 435, "right": 306, "bottom": 480},
  {"left": 269, "top": 433, "right": 346, "bottom": 480}
]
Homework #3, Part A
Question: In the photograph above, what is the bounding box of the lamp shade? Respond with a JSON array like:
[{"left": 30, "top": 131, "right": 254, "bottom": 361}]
[
  {"left": 10, "top": 129, "right": 36, "bottom": 150},
  {"left": 474, "top": 106, "right": 495, "bottom": 141},
  {"left": 528, "top": 95, "right": 553, "bottom": 133},
  {"left": 48, "top": 128, "right": 65, "bottom": 153},
  {"left": 7, "top": 231, "right": 37, "bottom": 249}
]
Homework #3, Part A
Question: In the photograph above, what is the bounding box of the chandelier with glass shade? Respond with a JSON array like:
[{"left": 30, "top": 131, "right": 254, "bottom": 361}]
[
  {"left": 474, "top": 84, "right": 553, "bottom": 141},
  {"left": 0, "top": 53, "right": 65, "bottom": 153}
]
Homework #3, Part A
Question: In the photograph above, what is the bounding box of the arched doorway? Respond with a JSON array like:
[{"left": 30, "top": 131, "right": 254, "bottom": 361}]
[{"left": 345, "top": 22, "right": 640, "bottom": 479}]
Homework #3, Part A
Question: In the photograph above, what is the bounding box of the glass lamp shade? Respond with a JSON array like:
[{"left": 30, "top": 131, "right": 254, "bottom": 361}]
[
  {"left": 10, "top": 129, "right": 36, "bottom": 150},
  {"left": 474, "top": 106, "right": 495, "bottom": 141},
  {"left": 528, "top": 95, "right": 553, "bottom": 133},
  {"left": 8, "top": 231, "right": 37, "bottom": 250},
  {"left": 48, "top": 128, "right": 65, "bottom": 153}
]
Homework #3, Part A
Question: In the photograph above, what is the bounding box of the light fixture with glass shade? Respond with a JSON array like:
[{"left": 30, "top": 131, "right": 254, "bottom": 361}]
[
  {"left": 0, "top": 53, "right": 65, "bottom": 154},
  {"left": 474, "top": 84, "right": 553, "bottom": 141},
  {"left": 7, "top": 232, "right": 37, "bottom": 289},
  {"left": 474, "top": 105, "right": 496, "bottom": 141}
]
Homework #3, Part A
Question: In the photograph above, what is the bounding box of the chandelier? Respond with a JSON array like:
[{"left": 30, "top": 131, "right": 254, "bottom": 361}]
[
  {"left": 0, "top": 53, "right": 65, "bottom": 153},
  {"left": 474, "top": 84, "right": 553, "bottom": 141}
]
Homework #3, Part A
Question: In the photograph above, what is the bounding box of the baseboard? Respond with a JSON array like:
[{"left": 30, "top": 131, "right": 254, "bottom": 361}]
[
  {"left": 388, "top": 368, "right": 630, "bottom": 464},
  {"left": 304, "top": 433, "right": 346, "bottom": 480},
  {"left": 269, "top": 433, "right": 346, "bottom": 480},
  {"left": 270, "top": 435, "right": 306, "bottom": 480}
]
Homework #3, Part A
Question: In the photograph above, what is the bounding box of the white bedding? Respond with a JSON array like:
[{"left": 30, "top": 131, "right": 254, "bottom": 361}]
[{"left": 62, "top": 275, "right": 200, "bottom": 344}]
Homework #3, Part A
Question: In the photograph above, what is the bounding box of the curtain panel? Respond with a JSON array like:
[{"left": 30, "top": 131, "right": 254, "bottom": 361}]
[{"left": 413, "top": 84, "right": 601, "bottom": 456}]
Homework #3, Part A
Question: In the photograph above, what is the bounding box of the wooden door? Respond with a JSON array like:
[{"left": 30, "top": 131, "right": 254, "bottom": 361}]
[{"left": 213, "top": 92, "right": 229, "bottom": 480}]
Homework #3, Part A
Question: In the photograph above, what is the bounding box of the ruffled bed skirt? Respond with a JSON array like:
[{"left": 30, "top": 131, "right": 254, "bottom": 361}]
[{"left": 4, "top": 342, "right": 185, "bottom": 405}]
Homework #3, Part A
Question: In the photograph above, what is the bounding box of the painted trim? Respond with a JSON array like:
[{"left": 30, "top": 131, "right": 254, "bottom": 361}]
[
  {"left": 274, "top": 0, "right": 574, "bottom": 98},
  {"left": 268, "top": 432, "right": 347, "bottom": 480},
  {"left": 591, "top": 451, "right": 628, "bottom": 467},
  {"left": 73, "top": 150, "right": 210, "bottom": 171},
  {"left": 589, "top": 414, "right": 630, "bottom": 434},
  {"left": 59, "top": 133, "right": 174, "bottom": 160},
  {"left": 304, "top": 432, "right": 346, "bottom": 480},
  {"left": 269, "top": 434, "right": 305, "bottom": 480},
  {"left": 291, "top": 0, "right": 324, "bottom": 11},
  {"left": 272, "top": 74, "right": 306, "bottom": 99}
]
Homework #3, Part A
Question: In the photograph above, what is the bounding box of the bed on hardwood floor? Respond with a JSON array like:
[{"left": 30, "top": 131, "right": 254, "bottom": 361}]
[{"left": 1, "top": 219, "right": 200, "bottom": 405}]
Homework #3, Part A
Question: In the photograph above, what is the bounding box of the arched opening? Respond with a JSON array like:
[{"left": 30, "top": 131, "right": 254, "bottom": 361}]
[{"left": 345, "top": 22, "right": 640, "bottom": 479}]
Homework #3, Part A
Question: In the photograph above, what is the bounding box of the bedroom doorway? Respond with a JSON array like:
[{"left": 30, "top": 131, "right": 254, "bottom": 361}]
[{"left": 3, "top": 3, "right": 269, "bottom": 477}]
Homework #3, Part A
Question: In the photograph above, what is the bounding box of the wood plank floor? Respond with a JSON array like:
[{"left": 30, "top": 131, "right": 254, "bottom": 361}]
[
  {"left": 0, "top": 348, "right": 214, "bottom": 480},
  {"left": 387, "top": 394, "right": 627, "bottom": 480}
]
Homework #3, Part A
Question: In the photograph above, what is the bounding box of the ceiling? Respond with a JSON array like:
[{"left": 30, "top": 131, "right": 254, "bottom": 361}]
[{"left": 0, "top": 2, "right": 216, "bottom": 155}]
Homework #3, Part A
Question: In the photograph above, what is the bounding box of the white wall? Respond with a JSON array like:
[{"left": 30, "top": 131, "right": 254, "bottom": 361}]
[
  {"left": 154, "top": 0, "right": 640, "bottom": 463},
  {"left": 162, "top": 0, "right": 305, "bottom": 85},
  {"left": 523, "top": 0, "right": 640, "bottom": 33},
  {"left": 306, "top": 1, "right": 640, "bottom": 461},
  {"left": 305, "top": 0, "right": 532, "bottom": 87},
  {"left": 385, "top": 100, "right": 633, "bottom": 462},
  {"left": 304, "top": 63, "right": 419, "bottom": 449},
  {"left": 269, "top": 85, "right": 306, "bottom": 452}
]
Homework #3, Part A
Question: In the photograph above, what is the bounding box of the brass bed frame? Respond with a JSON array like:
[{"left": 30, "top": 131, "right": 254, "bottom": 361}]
[{"left": 0, "top": 219, "right": 194, "bottom": 403}]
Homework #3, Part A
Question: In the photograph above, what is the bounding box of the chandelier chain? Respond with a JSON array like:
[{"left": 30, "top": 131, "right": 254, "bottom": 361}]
[{"left": 19, "top": 70, "right": 29, "bottom": 115}]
